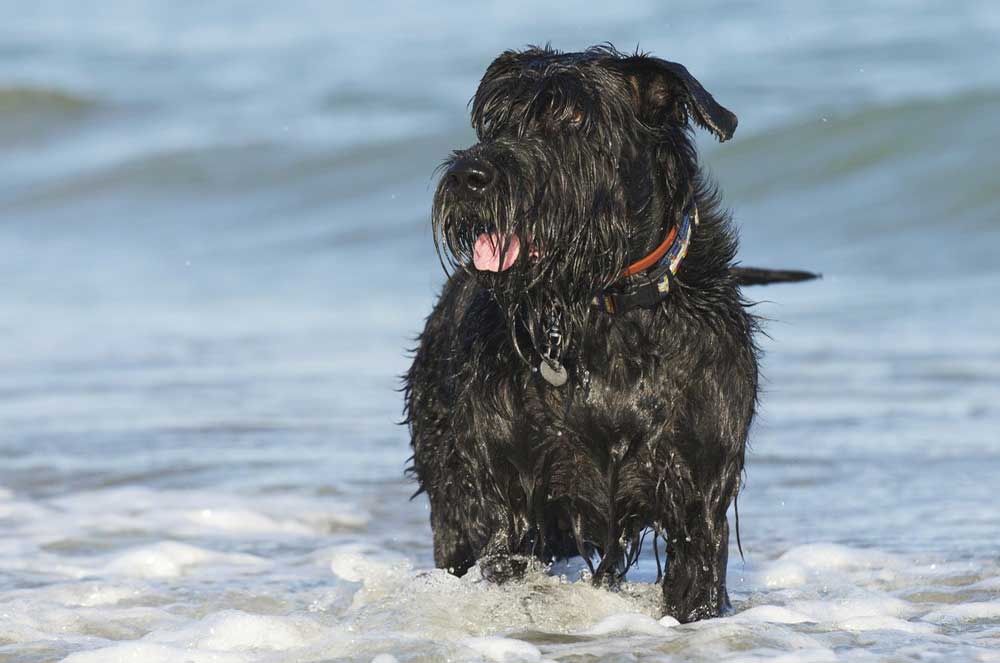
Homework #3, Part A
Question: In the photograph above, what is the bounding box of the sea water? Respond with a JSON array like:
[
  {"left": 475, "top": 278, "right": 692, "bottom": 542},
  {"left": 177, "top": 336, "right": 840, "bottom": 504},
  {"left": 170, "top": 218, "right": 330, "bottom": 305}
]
[{"left": 1, "top": 2, "right": 999, "bottom": 661}]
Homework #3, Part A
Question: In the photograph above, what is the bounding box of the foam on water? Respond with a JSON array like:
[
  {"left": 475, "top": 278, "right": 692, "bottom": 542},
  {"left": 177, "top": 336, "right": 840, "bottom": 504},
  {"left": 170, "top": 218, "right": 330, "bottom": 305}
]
[{"left": 1, "top": 474, "right": 997, "bottom": 662}]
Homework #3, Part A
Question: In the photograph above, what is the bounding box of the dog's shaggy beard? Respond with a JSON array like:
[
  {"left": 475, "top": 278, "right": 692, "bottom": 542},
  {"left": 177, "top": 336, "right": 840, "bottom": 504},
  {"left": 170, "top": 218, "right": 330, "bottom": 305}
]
[{"left": 432, "top": 136, "right": 645, "bottom": 364}]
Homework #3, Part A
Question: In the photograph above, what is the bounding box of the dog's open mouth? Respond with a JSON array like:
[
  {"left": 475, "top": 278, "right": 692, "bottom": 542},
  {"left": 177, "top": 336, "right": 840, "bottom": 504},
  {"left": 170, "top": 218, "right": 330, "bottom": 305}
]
[
  {"left": 473, "top": 232, "right": 520, "bottom": 272},
  {"left": 472, "top": 232, "right": 541, "bottom": 272}
]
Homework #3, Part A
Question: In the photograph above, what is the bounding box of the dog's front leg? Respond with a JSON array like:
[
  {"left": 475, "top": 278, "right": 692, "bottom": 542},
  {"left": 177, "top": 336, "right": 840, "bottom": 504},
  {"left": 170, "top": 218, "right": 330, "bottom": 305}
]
[
  {"left": 429, "top": 496, "right": 477, "bottom": 577},
  {"left": 662, "top": 513, "right": 730, "bottom": 623}
]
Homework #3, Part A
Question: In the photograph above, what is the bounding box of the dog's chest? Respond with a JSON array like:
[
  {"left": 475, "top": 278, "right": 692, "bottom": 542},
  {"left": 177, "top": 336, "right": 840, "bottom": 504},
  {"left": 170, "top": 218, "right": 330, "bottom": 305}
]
[
  {"left": 459, "top": 339, "right": 691, "bottom": 454},
  {"left": 446, "top": 280, "right": 744, "bottom": 458}
]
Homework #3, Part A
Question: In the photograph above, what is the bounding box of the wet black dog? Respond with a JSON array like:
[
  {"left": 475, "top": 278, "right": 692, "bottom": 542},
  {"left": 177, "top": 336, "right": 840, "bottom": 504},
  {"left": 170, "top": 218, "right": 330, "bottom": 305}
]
[{"left": 405, "top": 45, "right": 814, "bottom": 622}]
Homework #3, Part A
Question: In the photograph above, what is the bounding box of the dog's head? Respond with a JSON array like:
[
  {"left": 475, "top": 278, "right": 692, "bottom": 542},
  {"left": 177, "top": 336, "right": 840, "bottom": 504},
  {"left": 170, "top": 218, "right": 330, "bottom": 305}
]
[{"left": 432, "top": 45, "right": 736, "bottom": 353}]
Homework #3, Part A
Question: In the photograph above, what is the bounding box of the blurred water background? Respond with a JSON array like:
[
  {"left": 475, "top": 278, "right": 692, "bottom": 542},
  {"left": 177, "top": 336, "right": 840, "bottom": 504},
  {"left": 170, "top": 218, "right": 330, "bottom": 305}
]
[{"left": 1, "top": 2, "right": 999, "bottom": 661}]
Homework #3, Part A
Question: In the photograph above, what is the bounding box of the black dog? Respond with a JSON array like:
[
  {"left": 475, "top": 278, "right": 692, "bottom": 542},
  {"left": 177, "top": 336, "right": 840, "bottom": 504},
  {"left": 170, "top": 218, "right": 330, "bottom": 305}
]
[{"left": 405, "top": 45, "right": 814, "bottom": 622}]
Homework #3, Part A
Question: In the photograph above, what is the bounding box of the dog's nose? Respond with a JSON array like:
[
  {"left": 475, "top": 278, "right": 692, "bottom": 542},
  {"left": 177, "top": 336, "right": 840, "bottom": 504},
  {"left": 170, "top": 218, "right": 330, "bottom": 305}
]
[{"left": 448, "top": 158, "right": 495, "bottom": 195}]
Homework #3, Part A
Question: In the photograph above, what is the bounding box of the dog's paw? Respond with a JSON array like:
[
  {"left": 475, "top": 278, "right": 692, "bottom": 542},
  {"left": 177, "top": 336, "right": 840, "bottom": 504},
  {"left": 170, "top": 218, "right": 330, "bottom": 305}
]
[{"left": 478, "top": 554, "right": 537, "bottom": 584}]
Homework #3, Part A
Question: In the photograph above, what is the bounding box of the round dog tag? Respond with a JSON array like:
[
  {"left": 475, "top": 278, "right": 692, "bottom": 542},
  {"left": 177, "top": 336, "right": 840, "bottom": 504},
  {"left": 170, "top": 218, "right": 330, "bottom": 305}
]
[{"left": 540, "top": 361, "right": 568, "bottom": 387}]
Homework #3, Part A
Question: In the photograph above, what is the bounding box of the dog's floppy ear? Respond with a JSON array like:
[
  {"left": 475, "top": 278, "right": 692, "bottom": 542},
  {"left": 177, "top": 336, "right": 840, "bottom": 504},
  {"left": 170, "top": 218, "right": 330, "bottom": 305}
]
[{"left": 621, "top": 56, "right": 737, "bottom": 141}]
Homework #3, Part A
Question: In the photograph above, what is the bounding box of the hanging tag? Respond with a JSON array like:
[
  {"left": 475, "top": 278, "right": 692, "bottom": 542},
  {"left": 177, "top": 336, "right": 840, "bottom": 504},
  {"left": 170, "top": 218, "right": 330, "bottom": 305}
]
[{"left": 540, "top": 361, "right": 568, "bottom": 387}]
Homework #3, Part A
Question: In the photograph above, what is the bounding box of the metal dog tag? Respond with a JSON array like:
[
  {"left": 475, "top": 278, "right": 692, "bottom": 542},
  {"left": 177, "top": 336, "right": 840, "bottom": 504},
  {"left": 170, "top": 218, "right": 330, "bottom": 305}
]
[{"left": 540, "top": 361, "right": 568, "bottom": 387}]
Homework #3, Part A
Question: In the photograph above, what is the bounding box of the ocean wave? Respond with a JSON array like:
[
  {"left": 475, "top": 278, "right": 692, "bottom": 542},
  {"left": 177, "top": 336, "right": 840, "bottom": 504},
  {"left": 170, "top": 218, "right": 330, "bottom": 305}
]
[
  {"left": 712, "top": 88, "right": 1000, "bottom": 209},
  {"left": 0, "top": 85, "right": 101, "bottom": 148},
  {"left": 0, "top": 85, "right": 98, "bottom": 115}
]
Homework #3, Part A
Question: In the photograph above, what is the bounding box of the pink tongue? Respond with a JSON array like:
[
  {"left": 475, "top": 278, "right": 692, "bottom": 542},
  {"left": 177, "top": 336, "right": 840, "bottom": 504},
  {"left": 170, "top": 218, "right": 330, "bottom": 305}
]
[{"left": 473, "top": 232, "right": 520, "bottom": 272}]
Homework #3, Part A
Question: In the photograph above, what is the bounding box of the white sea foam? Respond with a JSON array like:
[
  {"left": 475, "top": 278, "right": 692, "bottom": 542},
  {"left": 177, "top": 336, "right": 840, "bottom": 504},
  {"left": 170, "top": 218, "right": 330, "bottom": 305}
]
[
  {"left": 1, "top": 479, "right": 997, "bottom": 663},
  {"left": 145, "top": 610, "right": 328, "bottom": 651},
  {"left": 461, "top": 636, "right": 543, "bottom": 661},
  {"left": 47, "top": 486, "right": 369, "bottom": 539},
  {"left": 923, "top": 601, "right": 1000, "bottom": 624},
  {"left": 103, "top": 541, "right": 267, "bottom": 578},
  {"left": 2, "top": 469, "right": 998, "bottom": 663},
  {"left": 734, "top": 605, "right": 816, "bottom": 624},
  {"left": 837, "top": 615, "right": 937, "bottom": 633},
  {"left": 581, "top": 612, "right": 676, "bottom": 636},
  {"left": 62, "top": 642, "right": 250, "bottom": 663}
]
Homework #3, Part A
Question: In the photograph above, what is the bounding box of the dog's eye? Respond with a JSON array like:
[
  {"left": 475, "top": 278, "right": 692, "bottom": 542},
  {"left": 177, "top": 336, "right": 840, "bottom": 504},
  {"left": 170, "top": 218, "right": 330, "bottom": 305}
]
[{"left": 568, "top": 111, "right": 584, "bottom": 128}]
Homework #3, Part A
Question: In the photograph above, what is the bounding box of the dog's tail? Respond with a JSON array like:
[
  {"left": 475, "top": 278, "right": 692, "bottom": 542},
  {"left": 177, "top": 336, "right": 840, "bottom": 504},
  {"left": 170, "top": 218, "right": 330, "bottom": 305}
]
[{"left": 730, "top": 266, "right": 820, "bottom": 286}]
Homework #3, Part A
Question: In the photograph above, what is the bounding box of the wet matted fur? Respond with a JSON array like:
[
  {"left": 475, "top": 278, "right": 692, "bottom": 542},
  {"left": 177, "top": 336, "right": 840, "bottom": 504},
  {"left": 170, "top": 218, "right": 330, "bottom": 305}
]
[{"left": 405, "top": 45, "right": 808, "bottom": 622}]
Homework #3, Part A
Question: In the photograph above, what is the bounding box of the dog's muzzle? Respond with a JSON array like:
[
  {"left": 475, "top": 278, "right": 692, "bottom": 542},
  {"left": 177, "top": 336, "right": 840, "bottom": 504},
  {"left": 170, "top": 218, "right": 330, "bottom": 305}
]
[
  {"left": 443, "top": 157, "right": 514, "bottom": 272},
  {"left": 444, "top": 156, "right": 543, "bottom": 273}
]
